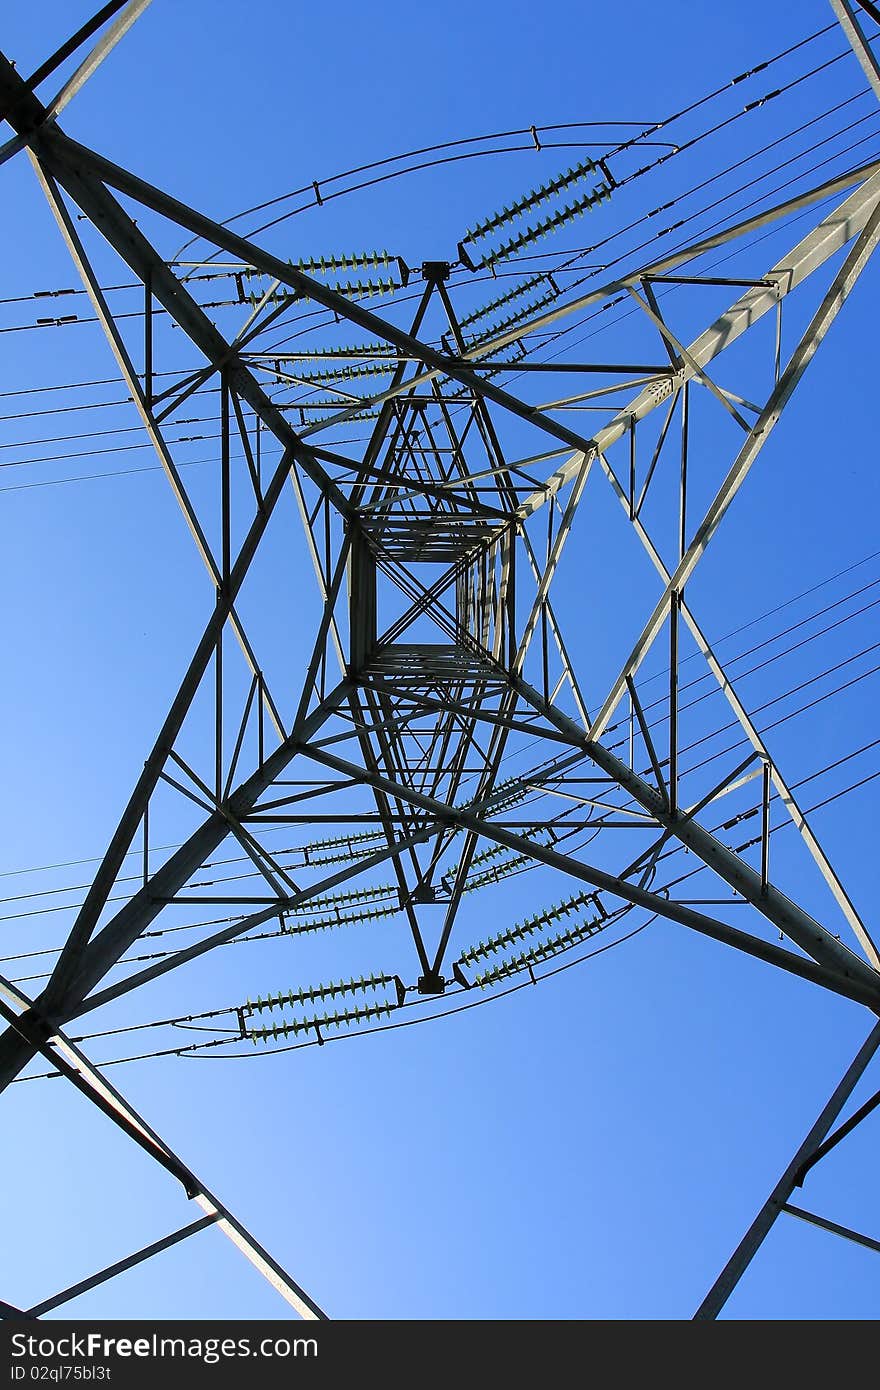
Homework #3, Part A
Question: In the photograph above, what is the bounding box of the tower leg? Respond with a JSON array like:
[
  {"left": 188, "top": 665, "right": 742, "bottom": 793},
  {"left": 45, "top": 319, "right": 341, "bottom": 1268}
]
[{"left": 694, "top": 1020, "right": 880, "bottom": 1319}]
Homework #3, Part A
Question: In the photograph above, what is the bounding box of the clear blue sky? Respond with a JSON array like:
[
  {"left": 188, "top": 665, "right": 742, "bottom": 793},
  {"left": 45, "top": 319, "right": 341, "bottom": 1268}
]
[{"left": 2, "top": 0, "right": 880, "bottom": 1321}]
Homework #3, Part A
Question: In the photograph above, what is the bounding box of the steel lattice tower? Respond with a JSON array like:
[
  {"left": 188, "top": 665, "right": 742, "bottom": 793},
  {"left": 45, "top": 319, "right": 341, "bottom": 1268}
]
[{"left": 2, "top": 0, "right": 880, "bottom": 1321}]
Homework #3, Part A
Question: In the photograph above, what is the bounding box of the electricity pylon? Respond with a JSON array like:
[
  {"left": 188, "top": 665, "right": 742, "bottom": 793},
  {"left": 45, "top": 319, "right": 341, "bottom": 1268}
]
[{"left": 2, "top": 0, "right": 880, "bottom": 1320}]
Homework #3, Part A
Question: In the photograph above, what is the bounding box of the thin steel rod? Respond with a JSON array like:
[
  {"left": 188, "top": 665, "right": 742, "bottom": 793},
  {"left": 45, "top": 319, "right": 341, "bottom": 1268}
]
[
  {"left": 593, "top": 402, "right": 880, "bottom": 969},
  {"left": 590, "top": 190, "right": 880, "bottom": 739},
  {"left": 781, "top": 1203, "right": 880, "bottom": 1256},
  {"left": 27, "top": 1216, "right": 218, "bottom": 1317},
  {"left": 0, "top": 977, "right": 327, "bottom": 1319}
]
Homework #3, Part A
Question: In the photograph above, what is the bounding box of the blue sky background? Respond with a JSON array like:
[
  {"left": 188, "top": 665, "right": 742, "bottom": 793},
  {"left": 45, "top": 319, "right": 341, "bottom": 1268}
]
[{"left": 2, "top": 0, "right": 880, "bottom": 1321}]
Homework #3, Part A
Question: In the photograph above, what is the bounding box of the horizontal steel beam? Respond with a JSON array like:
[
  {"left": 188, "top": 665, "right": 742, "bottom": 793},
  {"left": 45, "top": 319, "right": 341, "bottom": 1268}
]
[
  {"left": 517, "top": 163, "right": 880, "bottom": 517},
  {"left": 68, "top": 817, "right": 441, "bottom": 1017},
  {"left": 27, "top": 122, "right": 597, "bottom": 461},
  {"left": 296, "top": 742, "right": 880, "bottom": 1009},
  {"left": 510, "top": 676, "right": 880, "bottom": 993}
]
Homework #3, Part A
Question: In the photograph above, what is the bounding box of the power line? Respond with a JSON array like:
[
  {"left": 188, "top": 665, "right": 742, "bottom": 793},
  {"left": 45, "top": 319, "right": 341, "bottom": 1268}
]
[{"left": 15, "top": 741, "right": 879, "bottom": 1079}]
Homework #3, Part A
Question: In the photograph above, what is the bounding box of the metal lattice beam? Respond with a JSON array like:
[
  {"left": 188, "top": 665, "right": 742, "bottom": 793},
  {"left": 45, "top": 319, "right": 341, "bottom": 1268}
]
[{"left": 2, "top": 0, "right": 880, "bottom": 1319}]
